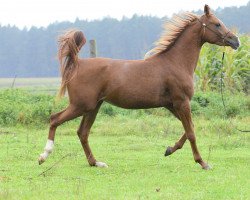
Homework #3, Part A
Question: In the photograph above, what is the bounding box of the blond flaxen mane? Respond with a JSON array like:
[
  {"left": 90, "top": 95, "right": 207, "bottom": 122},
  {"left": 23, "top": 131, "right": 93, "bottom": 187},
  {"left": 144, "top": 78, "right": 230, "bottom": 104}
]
[{"left": 145, "top": 12, "right": 198, "bottom": 59}]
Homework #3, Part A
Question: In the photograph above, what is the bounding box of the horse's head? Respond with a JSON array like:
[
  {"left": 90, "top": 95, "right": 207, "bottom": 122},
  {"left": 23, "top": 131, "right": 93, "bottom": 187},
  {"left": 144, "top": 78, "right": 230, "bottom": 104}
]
[{"left": 199, "top": 5, "right": 240, "bottom": 50}]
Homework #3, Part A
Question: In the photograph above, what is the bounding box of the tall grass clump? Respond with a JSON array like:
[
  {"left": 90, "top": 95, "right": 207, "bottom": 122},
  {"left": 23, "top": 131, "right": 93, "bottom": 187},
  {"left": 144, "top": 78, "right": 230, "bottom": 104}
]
[{"left": 0, "top": 89, "right": 67, "bottom": 126}]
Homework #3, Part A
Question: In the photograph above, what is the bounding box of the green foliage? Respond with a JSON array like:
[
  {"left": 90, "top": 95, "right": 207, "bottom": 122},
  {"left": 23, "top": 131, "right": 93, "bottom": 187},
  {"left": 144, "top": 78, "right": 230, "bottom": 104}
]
[
  {"left": 0, "top": 89, "right": 66, "bottom": 126},
  {"left": 225, "top": 105, "right": 240, "bottom": 117},
  {"left": 196, "top": 34, "right": 250, "bottom": 93},
  {"left": 101, "top": 104, "right": 117, "bottom": 116},
  {"left": 190, "top": 101, "right": 201, "bottom": 114},
  {"left": 192, "top": 94, "right": 210, "bottom": 107},
  {"left": 0, "top": 89, "right": 249, "bottom": 126},
  {"left": 192, "top": 91, "right": 250, "bottom": 119}
]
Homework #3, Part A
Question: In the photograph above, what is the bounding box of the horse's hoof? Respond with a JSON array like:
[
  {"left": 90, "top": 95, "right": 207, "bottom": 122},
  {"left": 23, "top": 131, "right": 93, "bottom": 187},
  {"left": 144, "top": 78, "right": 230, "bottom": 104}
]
[
  {"left": 202, "top": 164, "right": 212, "bottom": 170},
  {"left": 95, "top": 161, "right": 108, "bottom": 168},
  {"left": 164, "top": 146, "right": 172, "bottom": 156},
  {"left": 38, "top": 156, "right": 45, "bottom": 165}
]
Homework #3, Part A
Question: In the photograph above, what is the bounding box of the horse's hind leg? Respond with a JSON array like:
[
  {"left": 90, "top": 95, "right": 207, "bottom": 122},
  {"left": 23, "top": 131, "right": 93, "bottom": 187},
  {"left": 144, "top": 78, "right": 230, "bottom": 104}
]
[
  {"left": 38, "top": 104, "right": 83, "bottom": 165},
  {"left": 77, "top": 102, "right": 107, "bottom": 167}
]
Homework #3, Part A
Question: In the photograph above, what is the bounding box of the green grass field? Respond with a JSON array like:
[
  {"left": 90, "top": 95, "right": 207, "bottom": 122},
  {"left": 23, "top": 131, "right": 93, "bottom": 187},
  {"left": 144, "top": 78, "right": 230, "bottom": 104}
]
[
  {"left": 0, "top": 114, "right": 249, "bottom": 199},
  {"left": 0, "top": 85, "right": 249, "bottom": 199}
]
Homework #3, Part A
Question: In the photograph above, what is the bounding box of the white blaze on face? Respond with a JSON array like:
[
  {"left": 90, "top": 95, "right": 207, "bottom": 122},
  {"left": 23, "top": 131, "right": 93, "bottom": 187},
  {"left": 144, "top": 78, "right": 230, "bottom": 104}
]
[
  {"left": 237, "top": 36, "right": 241, "bottom": 47},
  {"left": 39, "top": 139, "right": 54, "bottom": 161}
]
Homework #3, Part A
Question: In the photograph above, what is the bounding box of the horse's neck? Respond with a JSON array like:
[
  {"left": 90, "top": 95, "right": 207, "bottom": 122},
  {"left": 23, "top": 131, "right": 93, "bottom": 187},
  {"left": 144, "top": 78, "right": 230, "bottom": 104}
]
[{"left": 161, "top": 23, "right": 202, "bottom": 76}]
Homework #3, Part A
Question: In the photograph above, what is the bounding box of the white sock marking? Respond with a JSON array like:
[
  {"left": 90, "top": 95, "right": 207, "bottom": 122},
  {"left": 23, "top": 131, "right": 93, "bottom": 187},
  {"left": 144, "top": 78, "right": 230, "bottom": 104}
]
[
  {"left": 95, "top": 161, "right": 108, "bottom": 168},
  {"left": 39, "top": 139, "right": 54, "bottom": 161}
]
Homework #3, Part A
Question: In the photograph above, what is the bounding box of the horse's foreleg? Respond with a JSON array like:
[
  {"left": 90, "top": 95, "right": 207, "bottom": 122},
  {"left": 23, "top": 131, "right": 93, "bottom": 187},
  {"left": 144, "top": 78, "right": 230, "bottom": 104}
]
[
  {"left": 38, "top": 105, "right": 82, "bottom": 165},
  {"left": 165, "top": 133, "right": 187, "bottom": 156},
  {"left": 77, "top": 102, "right": 107, "bottom": 167},
  {"left": 176, "top": 100, "right": 211, "bottom": 170},
  {"left": 165, "top": 107, "right": 187, "bottom": 156}
]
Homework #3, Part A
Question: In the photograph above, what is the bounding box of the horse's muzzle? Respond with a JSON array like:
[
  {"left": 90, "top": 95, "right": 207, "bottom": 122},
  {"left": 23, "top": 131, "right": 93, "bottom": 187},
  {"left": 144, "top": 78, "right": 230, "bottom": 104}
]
[{"left": 225, "top": 36, "right": 240, "bottom": 50}]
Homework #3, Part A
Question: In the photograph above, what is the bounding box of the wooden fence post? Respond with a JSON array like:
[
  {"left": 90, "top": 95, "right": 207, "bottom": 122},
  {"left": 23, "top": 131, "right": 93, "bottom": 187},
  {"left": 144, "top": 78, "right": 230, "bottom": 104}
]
[
  {"left": 89, "top": 40, "right": 97, "bottom": 58},
  {"left": 11, "top": 75, "right": 17, "bottom": 89}
]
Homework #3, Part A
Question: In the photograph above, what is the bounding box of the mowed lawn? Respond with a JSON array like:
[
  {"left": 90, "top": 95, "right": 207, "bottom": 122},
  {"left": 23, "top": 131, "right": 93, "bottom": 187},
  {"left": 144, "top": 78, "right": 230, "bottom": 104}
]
[{"left": 0, "top": 115, "right": 249, "bottom": 200}]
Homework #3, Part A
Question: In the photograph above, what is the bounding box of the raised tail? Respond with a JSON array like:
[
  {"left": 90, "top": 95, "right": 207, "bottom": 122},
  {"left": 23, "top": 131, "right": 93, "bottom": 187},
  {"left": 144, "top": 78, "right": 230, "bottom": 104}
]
[{"left": 57, "top": 29, "right": 86, "bottom": 98}]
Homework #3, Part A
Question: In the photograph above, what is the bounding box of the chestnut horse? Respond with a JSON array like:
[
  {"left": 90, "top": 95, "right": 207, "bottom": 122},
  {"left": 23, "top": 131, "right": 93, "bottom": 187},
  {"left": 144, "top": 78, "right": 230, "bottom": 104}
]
[{"left": 38, "top": 5, "right": 240, "bottom": 169}]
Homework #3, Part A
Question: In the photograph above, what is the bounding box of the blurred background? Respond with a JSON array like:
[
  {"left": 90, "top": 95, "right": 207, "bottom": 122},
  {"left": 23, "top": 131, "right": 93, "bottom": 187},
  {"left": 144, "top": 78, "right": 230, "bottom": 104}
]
[{"left": 0, "top": 0, "right": 249, "bottom": 96}]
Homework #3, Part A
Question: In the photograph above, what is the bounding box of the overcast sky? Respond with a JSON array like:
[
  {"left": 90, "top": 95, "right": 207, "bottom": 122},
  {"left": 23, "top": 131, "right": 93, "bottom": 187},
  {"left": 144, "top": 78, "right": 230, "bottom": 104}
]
[{"left": 0, "top": 0, "right": 249, "bottom": 29}]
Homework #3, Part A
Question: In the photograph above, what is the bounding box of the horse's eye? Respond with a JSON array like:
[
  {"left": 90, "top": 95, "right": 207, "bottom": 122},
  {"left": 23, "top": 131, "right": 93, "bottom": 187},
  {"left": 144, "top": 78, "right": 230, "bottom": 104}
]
[{"left": 215, "top": 23, "right": 221, "bottom": 28}]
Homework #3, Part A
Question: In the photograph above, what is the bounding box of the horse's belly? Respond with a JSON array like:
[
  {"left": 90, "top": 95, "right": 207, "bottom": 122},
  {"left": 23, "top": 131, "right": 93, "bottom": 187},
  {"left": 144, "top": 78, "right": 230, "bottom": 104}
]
[{"left": 104, "top": 89, "right": 169, "bottom": 109}]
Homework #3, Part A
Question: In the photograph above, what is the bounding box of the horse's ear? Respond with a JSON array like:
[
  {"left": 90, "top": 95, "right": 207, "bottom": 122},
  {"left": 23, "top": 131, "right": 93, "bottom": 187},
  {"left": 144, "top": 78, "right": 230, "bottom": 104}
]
[{"left": 204, "top": 4, "right": 211, "bottom": 16}]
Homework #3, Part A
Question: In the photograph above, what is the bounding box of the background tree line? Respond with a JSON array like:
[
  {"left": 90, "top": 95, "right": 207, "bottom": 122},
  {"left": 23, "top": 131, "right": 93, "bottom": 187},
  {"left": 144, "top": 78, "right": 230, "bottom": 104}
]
[{"left": 0, "top": 2, "right": 249, "bottom": 78}]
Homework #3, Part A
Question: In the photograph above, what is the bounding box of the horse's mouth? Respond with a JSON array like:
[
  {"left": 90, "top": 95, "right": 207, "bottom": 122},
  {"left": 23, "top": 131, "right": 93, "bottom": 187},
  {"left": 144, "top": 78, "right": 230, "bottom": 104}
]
[{"left": 226, "top": 39, "right": 240, "bottom": 50}]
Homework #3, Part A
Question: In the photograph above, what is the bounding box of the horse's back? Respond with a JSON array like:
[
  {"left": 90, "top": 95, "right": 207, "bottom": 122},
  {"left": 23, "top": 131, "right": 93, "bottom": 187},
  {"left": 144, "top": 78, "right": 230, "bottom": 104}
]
[
  {"left": 81, "top": 58, "right": 170, "bottom": 109},
  {"left": 67, "top": 57, "right": 169, "bottom": 109}
]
